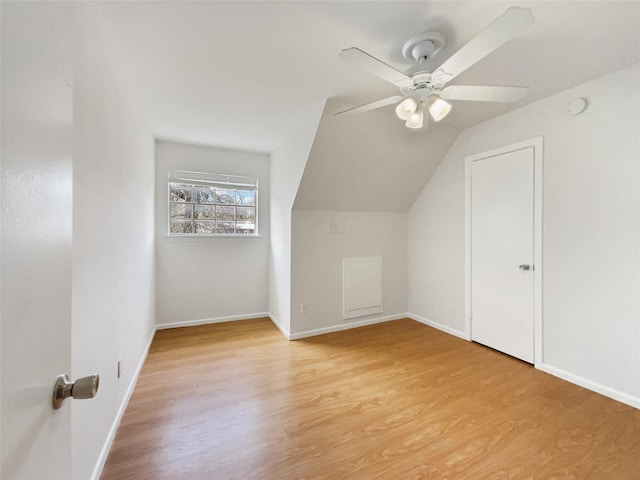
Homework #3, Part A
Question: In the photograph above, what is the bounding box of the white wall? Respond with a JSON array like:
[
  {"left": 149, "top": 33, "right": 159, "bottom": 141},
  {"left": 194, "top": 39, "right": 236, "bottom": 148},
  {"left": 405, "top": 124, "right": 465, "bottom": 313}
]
[
  {"left": 291, "top": 211, "right": 408, "bottom": 337},
  {"left": 407, "top": 135, "right": 470, "bottom": 335},
  {"left": 155, "top": 141, "right": 270, "bottom": 327},
  {"left": 287, "top": 100, "right": 455, "bottom": 339},
  {"left": 71, "top": 5, "right": 156, "bottom": 480},
  {"left": 408, "top": 63, "right": 640, "bottom": 406},
  {"left": 268, "top": 101, "right": 325, "bottom": 335}
]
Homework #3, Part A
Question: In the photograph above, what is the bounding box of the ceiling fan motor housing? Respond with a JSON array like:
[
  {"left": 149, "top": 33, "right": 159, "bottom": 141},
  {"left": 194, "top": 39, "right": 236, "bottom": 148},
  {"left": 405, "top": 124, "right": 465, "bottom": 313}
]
[{"left": 400, "top": 72, "right": 446, "bottom": 98}]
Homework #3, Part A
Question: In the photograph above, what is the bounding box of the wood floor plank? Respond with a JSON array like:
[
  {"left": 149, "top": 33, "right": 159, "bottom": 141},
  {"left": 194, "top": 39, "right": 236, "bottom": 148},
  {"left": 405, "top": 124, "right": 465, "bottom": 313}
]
[{"left": 100, "top": 318, "right": 640, "bottom": 479}]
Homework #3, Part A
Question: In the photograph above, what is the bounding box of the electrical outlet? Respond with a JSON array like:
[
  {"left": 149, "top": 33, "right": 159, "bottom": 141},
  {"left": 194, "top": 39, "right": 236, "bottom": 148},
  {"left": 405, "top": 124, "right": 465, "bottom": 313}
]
[
  {"left": 117, "top": 360, "right": 121, "bottom": 379},
  {"left": 300, "top": 303, "right": 307, "bottom": 314}
]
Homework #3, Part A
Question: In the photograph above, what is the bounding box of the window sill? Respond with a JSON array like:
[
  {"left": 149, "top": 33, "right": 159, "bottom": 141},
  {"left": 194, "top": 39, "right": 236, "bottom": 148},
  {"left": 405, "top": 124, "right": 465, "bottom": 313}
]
[{"left": 163, "top": 234, "right": 262, "bottom": 242}]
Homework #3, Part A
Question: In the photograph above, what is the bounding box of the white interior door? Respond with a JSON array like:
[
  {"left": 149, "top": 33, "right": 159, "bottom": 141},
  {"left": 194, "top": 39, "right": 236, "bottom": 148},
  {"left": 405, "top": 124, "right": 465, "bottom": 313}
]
[
  {"left": 1, "top": 3, "right": 74, "bottom": 479},
  {"left": 471, "top": 147, "right": 534, "bottom": 363}
]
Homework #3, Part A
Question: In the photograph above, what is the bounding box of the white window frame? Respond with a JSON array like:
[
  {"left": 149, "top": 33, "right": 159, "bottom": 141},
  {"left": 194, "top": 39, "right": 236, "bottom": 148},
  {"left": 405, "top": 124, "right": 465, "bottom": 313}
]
[{"left": 167, "top": 170, "right": 258, "bottom": 237}]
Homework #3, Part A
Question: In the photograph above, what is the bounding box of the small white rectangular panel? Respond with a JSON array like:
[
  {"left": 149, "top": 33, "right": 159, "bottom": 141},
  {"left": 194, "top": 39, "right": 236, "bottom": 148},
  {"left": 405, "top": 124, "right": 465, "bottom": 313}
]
[{"left": 343, "top": 256, "right": 383, "bottom": 320}]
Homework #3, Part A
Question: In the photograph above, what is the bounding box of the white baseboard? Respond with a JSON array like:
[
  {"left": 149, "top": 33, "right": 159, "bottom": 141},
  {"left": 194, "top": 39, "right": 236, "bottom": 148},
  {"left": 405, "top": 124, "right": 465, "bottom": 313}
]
[
  {"left": 537, "top": 362, "right": 640, "bottom": 410},
  {"left": 407, "top": 313, "right": 639, "bottom": 410},
  {"left": 90, "top": 326, "right": 156, "bottom": 480},
  {"left": 289, "top": 313, "right": 404, "bottom": 340},
  {"left": 156, "top": 312, "right": 270, "bottom": 330},
  {"left": 407, "top": 313, "right": 469, "bottom": 340},
  {"left": 268, "top": 313, "right": 291, "bottom": 339}
]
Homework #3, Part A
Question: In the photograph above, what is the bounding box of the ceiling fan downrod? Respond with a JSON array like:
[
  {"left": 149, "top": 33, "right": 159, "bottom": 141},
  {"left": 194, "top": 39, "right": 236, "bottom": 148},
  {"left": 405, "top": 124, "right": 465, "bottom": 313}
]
[{"left": 402, "top": 32, "right": 445, "bottom": 63}]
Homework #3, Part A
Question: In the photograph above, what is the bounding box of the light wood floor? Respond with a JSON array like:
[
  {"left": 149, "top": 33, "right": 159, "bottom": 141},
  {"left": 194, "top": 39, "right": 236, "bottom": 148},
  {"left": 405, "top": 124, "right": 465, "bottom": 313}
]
[{"left": 101, "top": 318, "right": 640, "bottom": 479}]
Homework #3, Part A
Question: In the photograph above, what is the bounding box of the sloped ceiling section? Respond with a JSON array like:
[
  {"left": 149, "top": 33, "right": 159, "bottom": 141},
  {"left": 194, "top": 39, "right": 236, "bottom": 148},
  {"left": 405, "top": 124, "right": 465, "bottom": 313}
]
[
  {"left": 293, "top": 99, "right": 459, "bottom": 212},
  {"left": 93, "top": 1, "right": 640, "bottom": 155}
]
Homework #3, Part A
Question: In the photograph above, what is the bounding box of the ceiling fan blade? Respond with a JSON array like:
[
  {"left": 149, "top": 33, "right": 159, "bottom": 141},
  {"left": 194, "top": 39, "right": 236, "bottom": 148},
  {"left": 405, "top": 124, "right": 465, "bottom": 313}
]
[
  {"left": 439, "top": 85, "right": 529, "bottom": 102},
  {"left": 334, "top": 95, "right": 404, "bottom": 116},
  {"left": 339, "top": 48, "right": 412, "bottom": 87},
  {"left": 434, "top": 7, "right": 535, "bottom": 84}
]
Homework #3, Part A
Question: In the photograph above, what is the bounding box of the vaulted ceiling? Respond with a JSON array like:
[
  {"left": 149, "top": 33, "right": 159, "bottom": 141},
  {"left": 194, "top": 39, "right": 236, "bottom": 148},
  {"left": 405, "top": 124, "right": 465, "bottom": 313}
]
[
  {"left": 95, "top": 1, "right": 640, "bottom": 154},
  {"left": 294, "top": 100, "right": 460, "bottom": 211}
]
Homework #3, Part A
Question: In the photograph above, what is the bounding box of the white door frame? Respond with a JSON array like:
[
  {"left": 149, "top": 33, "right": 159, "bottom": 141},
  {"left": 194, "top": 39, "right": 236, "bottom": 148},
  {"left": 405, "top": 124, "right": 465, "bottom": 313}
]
[{"left": 464, "top": 136, "right": 544, "bottom": 365}]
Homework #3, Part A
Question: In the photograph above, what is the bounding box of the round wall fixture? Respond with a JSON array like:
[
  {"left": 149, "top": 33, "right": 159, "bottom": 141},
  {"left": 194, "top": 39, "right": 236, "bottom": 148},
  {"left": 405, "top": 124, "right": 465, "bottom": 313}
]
[
  {"left": 402, "top": 32, "right": 445, "bottom": 63},
  {"left": 566, "top": 97, "right": 588, "bottom": 116}
]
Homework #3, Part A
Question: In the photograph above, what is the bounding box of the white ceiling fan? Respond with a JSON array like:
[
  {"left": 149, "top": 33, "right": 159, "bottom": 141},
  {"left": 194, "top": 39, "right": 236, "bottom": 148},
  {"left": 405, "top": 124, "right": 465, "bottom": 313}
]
[{"left": 336, "top": 7, "right": 535, "bottom": 129}]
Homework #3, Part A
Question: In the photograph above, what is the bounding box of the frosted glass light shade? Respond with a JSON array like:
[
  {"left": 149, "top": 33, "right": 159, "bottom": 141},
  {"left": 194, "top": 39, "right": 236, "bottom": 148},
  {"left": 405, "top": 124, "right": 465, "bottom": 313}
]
[
  {"left": 395, "top": 97, "right": 418, "bottom": 121},
  {"left": 405, "top": 107, "right": 424, "bottom": 129},
  {"left": 427, "top": 97, "right": 452, "bottom": 122}
]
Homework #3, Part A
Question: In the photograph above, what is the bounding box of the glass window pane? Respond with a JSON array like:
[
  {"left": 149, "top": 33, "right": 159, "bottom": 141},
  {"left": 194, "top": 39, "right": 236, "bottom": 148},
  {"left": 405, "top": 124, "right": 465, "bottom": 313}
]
[
  {"left": 216, "top": 189, "right": 235, "bottom": 205},
  {"left": 170, "top": 184, "right": 193, "bottom": 203},
  {"left": 216, "top": 206, "right": 235, "bottom": 221},
  {"left": 216, "top": 221, "right": 235, "bottom": 234},
  {"left": 236, "top": 190, "right": 255, "bottom": 206},
  {"left": 168, "top": 175, "right": 257, "bottom": 235},
  {"left": 170, "top": 220, "right": 193, "bottom": 234},
  {"left": 194, "top": 205, "right": 215, "bottom": 220},
  {"left": 236, "top": 207, "right": 255, "bottom": 222},
  {"left": 170, "top": 203, "right": 193, "bottom": 220},
  {"left": 195, "top": 186, "right": 216, "bottom": 204},
  {"left": 195, "top": 221, "right": 216, "bottom": 234},
  {"left": 235, "top": 223, "right": 255, "bottom": 234}
]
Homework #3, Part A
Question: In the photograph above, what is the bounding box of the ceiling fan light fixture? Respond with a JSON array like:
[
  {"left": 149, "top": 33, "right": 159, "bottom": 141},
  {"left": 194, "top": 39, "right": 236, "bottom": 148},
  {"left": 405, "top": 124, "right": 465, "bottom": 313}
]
[
  {"left": 405, "top": 106, "right": 424, "bottom": 129},
  {"left": 395, "top": 97, "right": 418, "bottom": 121},
  {"left": 427, "top": 97, "right": 452, "bottom": 122}
]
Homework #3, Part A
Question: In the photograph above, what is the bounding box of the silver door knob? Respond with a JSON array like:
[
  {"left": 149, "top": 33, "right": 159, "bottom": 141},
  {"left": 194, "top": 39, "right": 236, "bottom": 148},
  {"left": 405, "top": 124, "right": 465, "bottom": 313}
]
[
  {"left": 519, "top": 264, "right": 531, "bottom": 271},
  {"left": 52, "top": 373, "right": 99, "bottom": 409}
]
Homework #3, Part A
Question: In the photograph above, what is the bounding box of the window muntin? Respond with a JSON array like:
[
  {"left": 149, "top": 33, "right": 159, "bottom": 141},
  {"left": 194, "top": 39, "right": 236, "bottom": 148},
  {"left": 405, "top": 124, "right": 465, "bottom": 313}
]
[{"left": 168, "top": 171, "right": 257, "bottom": 236}]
